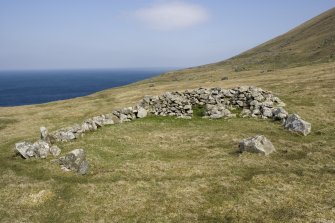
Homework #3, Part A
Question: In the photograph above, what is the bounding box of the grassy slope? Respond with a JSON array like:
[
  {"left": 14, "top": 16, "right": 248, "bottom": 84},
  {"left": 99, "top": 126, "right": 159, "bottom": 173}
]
[
  {"left": 213, "top": 7, "right": 335, "bottom": 70},
  {"left": 0, "top": 8, "right": 335, "bottom": 223}
]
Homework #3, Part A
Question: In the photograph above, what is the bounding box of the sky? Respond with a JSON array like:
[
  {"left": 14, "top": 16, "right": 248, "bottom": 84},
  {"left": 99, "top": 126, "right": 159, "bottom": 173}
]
[{"left": 0, "top": 0, "right": 334, "bottom": 70}]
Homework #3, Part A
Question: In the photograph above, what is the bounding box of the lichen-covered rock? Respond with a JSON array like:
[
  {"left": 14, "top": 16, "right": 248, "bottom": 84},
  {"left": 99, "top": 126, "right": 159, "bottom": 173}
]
[
  {"left": 239, "top": 135, "right": 275, "bottom": 155},
  {"left": 82, "top": 119, "right": 98, "bottom": 132},
  {"left": 240, "top": 109, "right": 251, "bottom": 117},
  {"left": 58, "top": 149, "right": 89, "bottom": 175},
  {"left": 15, "top": 142, "right": 34, "bottom": 159},
  {"left": 40, "top": 127, "right": 48, "bottom": 140},
  {"left": 15, "top": 140, "right": 51, "bottom": 159},
  {"left": 33, "top": 140, "right": 50, "bottom": 158},
  {"left": 113, "top": 107, "right": 137, "bottom": 122},
  {"left": 78, "top": 160, "right": 89, "bottom": 175},
  {"left": 273, "top": 107, "right": 288, "bottom": 120},
  {"left": 50, "top": 145, "right": 61, "bottom": 157},
  {"left": 261, "top": 107, "right": 273, "bottom": 118},
  {"left": 204, "top": 104, "right": 231, "bottom": 119},
  {"left": 284, "top": 114, "right": 311, "bottom": 136},
  {"left": 136, "top": 107, "right": 148, "bottom": 118}
]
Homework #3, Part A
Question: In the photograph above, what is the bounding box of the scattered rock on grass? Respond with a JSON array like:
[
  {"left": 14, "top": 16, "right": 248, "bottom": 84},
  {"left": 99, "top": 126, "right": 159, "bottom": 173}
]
[
  {"left": 58, "top": 149, "right": 89, "bottom": 175},
  {"left": 33, "top": 140, "right": 50, "bottom": 159},
  {"left": 284, "top": 114, "right": 311, "bottom": 136},
  {"left": 15, "top": 142, "right": 34, "bottom": 159},
  {"left": 239, "top": 135, "right": 276, "bottom": 155},
  {"left": 49, "top": 145, "right": 61, "bottom": 157}
]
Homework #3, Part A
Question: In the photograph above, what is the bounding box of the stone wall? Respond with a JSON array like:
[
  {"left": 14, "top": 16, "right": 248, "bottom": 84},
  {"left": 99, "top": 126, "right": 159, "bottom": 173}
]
[{"left": 14, "top": 86, "right": 311, "bottom": 173}]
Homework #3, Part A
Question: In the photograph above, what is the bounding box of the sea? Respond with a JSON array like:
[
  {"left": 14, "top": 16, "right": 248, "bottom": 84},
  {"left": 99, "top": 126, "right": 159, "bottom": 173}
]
[{"left": 0, "top": 69, "right": 170, "bottom": 107}]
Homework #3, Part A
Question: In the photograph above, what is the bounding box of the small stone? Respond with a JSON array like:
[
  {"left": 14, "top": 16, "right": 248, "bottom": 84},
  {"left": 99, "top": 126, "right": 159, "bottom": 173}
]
[
  {"left": 50, "top": 145, "right": 61, "bottom": 157},
  {"left": 272, "top": 107, "right": 288, "bottom": 120},
  {"left": 184, "top": 104, "right": 192, "bottom": 110},
  {"left": 239, "top": 135, "right": 276, "bottom": 155},
  {"left": 240, "top": 109, "right": 251, "bottom": 117},
  {"left": 284, "top": 114, "right": 311, "bottom": 136},
  {"left": 78, "top": 160, "right": 89, "bottom": 175},
  {"left": 40, "top": 127, "right": 48, "bottom": 140}
]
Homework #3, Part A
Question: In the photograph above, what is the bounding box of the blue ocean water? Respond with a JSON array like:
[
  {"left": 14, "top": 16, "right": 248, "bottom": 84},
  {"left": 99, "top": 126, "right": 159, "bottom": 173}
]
[{"left": 0, "top": 69, "right": 168, "bottom": 107}]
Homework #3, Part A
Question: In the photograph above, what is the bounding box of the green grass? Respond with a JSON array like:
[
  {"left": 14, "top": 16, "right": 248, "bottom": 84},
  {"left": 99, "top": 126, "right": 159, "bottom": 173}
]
[
  {"left": 1, "top": 112, "right": 334, "bottom": 222},
  {"left": 0, "top": 118, "right": 18, "bottom": 131}
]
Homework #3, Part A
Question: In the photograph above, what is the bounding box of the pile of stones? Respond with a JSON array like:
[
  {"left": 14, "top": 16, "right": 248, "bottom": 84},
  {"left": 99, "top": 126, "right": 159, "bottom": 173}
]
[
  {"left": 48, "top": 114, "right": 115, "bottom": 143},
  {"left": 14, "top": 86, "right": 312, "bottom": 173},
  {"left": 137, "top": 92, "right": 193, "bottom": 118},
  {"left": 15, "top": 140, "right": 61, "bottom": 159}
]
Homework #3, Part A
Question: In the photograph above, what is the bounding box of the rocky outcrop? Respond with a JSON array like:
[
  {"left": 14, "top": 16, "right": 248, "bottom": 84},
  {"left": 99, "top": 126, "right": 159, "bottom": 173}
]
[
  {"left": 58, "top": 149, "right": 89, "bottom": 175},
  {"left": 284, "top": 114, "right": 312, "bottom": 136},
  {"left": 239, "top": 135, "right": 276, "bottom": 155}
]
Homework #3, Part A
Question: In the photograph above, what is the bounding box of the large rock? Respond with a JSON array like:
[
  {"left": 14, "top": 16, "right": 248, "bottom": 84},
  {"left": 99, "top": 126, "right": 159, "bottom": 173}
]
[
  {"left": 272, "top": 107, "right": 288, "bottom": 120},
  {"left": 136, "top": 107, "right": 148, "bottom": 118},
  {"left": 261, "top": 107, "right": 273, "bottom": 118},
  {"left": 239, "top": 135, "right": 276, "bottom": 155},
  {"left": 284, "top": 114, "right": 311, "bottom": 136},
  {"left": 15, "top": 140, "right": 52, "bottom": 159},
  {"left": 15, "top": 142, "right": 34, "bottom": 159},
  {"left": 33, "top": 140, "right": 50, "bottom": 158},
  {"left": 58, "top": 149, "right": 89, "bottom": 175}
]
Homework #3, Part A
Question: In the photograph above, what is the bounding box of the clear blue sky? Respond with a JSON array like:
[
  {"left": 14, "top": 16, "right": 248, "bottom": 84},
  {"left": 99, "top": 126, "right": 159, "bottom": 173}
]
[{"left": 0, "top": 0, "right": 333, "bottom": 70}]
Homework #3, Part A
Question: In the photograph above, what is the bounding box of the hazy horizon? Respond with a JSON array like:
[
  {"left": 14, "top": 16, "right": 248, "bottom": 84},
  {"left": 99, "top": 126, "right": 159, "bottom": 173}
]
[{"left": 0, "top": 1, "right": 333, "bottom": 70}]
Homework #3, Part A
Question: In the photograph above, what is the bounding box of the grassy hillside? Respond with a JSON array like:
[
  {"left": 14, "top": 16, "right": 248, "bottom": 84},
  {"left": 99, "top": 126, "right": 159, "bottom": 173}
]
[
  {"left": 0, "top": 8, "right": 334, "bottom": 223},
  {"left": 214, "top": 7, "right": 335, "bottom": 71}
]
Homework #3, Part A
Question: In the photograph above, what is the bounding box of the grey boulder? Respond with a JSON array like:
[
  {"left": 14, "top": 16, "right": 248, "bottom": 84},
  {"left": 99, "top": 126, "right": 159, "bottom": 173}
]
[
  {"left": 58, "top": 149, "right": 89, "bottom": 175},
  {"left": 49, "top": 145, "right": 61, "bottom": 157},
  {"left": 136, "top": 107, "right": 148, "bottom": 118},
  {"left": 284, "top": 114, "right": 311, "bottom": 136},
  {"left": 239, "top": 135, "right": 276, "bottom": 155},
  {"left": 273, "top": 107, "right": 288, "bottom": 120},
  {"left": 15, "top": 142, "right": 34, "bottom": 159},
  {"left": 40, "top": 127, "right": 48, "bottom": 140},
  {"left": 33, "top": 140, "right": 50, "bottom": 158},
  {"left": 262, "top": 107, "right": 273, "bottom": 118}
]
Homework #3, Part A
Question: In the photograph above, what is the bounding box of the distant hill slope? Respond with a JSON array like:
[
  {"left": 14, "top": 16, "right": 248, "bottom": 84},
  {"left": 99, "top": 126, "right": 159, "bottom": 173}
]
[{"left": 214, "top": 7, "right": 335, "bottom": 71}]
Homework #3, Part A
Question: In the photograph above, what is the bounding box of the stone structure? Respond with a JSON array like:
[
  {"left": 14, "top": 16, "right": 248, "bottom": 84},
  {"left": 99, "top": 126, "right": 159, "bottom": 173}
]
[{"left": 13, "top": 86, "right": 312, "bottom": 173}]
